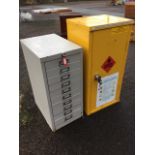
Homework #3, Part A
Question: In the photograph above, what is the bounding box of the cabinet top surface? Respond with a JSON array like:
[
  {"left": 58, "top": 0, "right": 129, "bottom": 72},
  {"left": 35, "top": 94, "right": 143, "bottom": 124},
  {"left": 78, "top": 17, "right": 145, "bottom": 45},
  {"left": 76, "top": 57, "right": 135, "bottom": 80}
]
[
  {"left": 67, "top": 14, "right": 134, "bottom": 31},
  {"left": 20, "top": 34, "right": 82, "bottom": 58}
]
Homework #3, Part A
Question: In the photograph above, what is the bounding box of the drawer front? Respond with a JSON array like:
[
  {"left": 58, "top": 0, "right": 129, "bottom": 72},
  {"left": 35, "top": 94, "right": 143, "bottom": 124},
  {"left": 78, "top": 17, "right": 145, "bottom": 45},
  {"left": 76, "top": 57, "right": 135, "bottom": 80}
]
[
  {"left": 49, "top": 78, "right": 81, "bottom": 100},
  {"left": 45, "top": 53, "right": 81, "bottom": 71},
  {"left": 48, "top": 70, "right": 80, "bottom": 90},
  {"left": 55, "top": 107, "right": 82, "bottom": 130},
  {"left": 44, "top": 51, "right": 83, "bottom": 130},
  {"left": 50, "top": 88, "right": 80, "bottom": 105},
  {"left": 46, "top": 61, "right": 81, "bottom": 79},
  {"left": 52, "top": 97, "right": 82, "bottom": 120}
]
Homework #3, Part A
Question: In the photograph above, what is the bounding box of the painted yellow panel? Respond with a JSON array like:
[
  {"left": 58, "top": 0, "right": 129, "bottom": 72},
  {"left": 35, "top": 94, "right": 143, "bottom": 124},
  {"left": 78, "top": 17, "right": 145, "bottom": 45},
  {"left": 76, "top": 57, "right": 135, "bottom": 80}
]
[
  {"left": 67, "top": 14, "right": 134, "bottom": 31},
  {"left": 67, "top": 15, "right": 133, "bottom": 115}
]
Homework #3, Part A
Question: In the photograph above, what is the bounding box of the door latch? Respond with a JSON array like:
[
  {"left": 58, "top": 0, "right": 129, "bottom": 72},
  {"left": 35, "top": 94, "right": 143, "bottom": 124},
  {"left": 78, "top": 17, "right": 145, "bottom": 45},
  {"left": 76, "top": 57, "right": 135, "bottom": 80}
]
[{"left": 95, "top": 74, "right": 102, "bottom": 85}]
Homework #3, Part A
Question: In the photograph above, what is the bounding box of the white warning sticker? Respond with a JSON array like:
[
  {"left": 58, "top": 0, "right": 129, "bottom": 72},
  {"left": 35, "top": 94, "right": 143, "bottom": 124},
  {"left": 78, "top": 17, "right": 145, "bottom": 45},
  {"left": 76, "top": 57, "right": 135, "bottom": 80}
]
[{"left": 96, "top": 72, "right": 119, "bottom": 107}]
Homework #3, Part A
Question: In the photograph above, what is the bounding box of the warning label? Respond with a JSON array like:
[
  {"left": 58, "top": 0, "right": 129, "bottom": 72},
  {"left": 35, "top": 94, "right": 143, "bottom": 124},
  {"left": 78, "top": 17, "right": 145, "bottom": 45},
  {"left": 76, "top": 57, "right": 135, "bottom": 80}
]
[
  {"left": 101, "top": 56, "right": 116, "bottom": 73},
  {"left": 96, "top": 72, "right": 119, "bottom": 107}
]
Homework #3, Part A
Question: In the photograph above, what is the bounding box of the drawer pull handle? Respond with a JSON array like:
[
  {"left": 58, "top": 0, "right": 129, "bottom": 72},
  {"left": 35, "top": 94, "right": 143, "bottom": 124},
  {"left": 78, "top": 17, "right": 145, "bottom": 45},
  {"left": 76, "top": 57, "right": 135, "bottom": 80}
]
[
  {"left": 64, "top": 109, "right": 72, "bottom": 115},
  {"left": 63, "top": 99, "right": 72, "bottom": 105},
  {"left": 62, "top": 87, "right": 71, "bottom": 94},
  {"left": 61, "top": 74, "right": 70, "bottom": 81},
  {"left": 64, "top": 114, "right": 72, "bottom": 121},
  {"left": 62, "top": 81, "right": 70, "bottom": 88},
  {"left": 62, "top": 93, "right": 71, "bottom": 100},
  {"left": 64, "top": 104, "right": 72, "bottom": 110},
  {"left": 60, "top": 67, "right": 70, "bottom": 74}
]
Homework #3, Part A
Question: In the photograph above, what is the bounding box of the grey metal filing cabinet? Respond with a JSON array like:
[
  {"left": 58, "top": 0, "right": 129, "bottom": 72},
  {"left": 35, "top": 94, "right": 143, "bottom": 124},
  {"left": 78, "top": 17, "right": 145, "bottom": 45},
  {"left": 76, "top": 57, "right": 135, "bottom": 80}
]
[{"left": 20, "top": 34, "right": 83, "bottom": 132}]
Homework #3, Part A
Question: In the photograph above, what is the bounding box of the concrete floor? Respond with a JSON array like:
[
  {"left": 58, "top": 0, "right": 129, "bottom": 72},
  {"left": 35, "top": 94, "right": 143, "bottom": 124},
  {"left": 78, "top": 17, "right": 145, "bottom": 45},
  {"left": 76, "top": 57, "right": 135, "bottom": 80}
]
[{"left": 19, "top": 2, "right": 135, "bottom": 155}]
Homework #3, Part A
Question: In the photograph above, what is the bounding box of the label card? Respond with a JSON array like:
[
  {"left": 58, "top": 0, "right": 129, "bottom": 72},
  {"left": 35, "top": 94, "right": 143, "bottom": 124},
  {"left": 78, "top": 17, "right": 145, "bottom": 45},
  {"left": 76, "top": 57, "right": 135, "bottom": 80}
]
[{"left": 96, "top": 72, "right": 119, "bottom": 107}]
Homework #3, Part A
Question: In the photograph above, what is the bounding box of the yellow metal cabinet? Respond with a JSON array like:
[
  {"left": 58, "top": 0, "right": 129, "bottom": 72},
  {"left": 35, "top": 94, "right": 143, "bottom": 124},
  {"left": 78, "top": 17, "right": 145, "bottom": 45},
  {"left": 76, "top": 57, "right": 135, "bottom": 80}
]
[{"left": 67, "top": 15, "right": 134, "bottom": 115}]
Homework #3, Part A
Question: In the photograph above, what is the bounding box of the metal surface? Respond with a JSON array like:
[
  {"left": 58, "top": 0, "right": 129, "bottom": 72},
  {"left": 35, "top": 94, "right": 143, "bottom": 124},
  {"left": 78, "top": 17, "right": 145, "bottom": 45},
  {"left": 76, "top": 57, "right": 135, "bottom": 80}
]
[
  {"left": 20, "top": 34, "right": 83, "bottom": 131},
  {"left": 67, "top": 14, "right": 134, "bottom": 31},
  {"left": 67, "top": 14, "right": 133, "bottom": 115}
]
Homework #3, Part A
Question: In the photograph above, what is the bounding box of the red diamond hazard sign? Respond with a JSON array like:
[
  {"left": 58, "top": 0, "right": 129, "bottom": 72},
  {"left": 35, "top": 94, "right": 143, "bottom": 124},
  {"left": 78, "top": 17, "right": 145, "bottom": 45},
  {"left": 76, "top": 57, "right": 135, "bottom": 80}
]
[{"left": 101, "top": 56, "right": 116, "bottom": 73}]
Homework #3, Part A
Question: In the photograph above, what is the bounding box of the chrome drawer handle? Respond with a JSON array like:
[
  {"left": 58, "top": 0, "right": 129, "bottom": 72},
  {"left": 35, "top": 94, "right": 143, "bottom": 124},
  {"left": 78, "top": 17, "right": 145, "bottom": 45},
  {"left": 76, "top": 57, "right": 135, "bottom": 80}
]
[
  {"left": 64, "top": 104, "right": 72, "bottom": 111},
  {"left": 62, "top": 93, "right": 71, "bottom": 100},
  {"left": 63, "top": 99, "right": 72, "bottom": 106},
  {"left": 62, "top": 81, "right": 70, "bottom": 88},
  {"left": 64, "top": 114, "right": 72, "bottom": 121},
  {"left": 64, "top": 109, "right": 72, "bottom": 115},
  {"left": 62, "top": 87, "right": 71, "bottom": 94},
  {"left": 61, "top": 74, "right": 70, "bottom": 81},
  {"left": 60, "top": 67, "right": 70, "bottom": 74}
]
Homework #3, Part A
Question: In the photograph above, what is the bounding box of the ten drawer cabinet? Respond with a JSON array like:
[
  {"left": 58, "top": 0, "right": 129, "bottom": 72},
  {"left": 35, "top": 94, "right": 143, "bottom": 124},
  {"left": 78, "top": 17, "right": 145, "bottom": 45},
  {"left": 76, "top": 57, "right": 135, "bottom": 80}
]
[
  {"left": 67, "top": 15, "right": 134, "bottom": 115},
  {"left": 20, "top": 34, "right": 83, "bottom": 131}
]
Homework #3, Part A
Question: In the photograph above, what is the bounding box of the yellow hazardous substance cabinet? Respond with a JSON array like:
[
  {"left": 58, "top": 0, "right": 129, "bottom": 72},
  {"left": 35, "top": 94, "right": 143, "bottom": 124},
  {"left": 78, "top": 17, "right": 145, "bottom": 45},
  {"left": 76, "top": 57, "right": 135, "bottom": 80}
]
[{"left": 67, "top": 15, "right": 134, "bottom": 115}]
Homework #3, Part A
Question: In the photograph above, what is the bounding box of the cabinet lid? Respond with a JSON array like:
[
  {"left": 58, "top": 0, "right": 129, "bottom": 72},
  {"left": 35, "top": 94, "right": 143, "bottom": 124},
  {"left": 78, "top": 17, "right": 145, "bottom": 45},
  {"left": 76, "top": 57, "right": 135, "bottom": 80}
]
[
  {"left": 67, "top": 14, "right": 134, "bottom": 31},
  {"left": 20, "top": 34, "right": 82, "bottom": 59}
]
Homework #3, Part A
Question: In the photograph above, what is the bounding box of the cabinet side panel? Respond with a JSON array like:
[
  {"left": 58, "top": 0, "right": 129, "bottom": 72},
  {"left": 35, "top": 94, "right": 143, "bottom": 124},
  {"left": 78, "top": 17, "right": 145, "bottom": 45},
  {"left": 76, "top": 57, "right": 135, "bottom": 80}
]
[
  {"left": 21, "top": 43, "right": 54, "bottom": 130},
  {"left": 67, "top": 21, "right": 92, "bottom": 115}
]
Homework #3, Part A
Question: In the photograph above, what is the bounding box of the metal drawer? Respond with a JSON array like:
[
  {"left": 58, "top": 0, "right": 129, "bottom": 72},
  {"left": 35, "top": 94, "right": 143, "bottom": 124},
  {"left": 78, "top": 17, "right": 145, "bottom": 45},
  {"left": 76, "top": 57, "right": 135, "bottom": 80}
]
[
  {"left": 52, "top": 98, "right": 82, "bottom": 119},
  {"left": 47, "top": 69, "right": 80, "bottom": 86},
  {"left": 45, "top": 53, "right": 81, "bottom": 71},
  {"left": 49, "top": 76, "right": 81, "bottom": 95},
  {"left": 55, "top": 107, "right": 82, "bottom": 130},
  {"left": 46, "top": 61, "right": 81, "bottom": 79},
  {"left": 50, "top": 88, "right": 80, "bottom": 105}
]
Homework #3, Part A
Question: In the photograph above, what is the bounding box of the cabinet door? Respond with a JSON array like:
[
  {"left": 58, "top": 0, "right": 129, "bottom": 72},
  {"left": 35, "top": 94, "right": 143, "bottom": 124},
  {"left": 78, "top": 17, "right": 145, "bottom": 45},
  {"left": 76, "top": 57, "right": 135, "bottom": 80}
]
[{"left": 90, "top": 26, "right": 131, "bottom": 114}]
